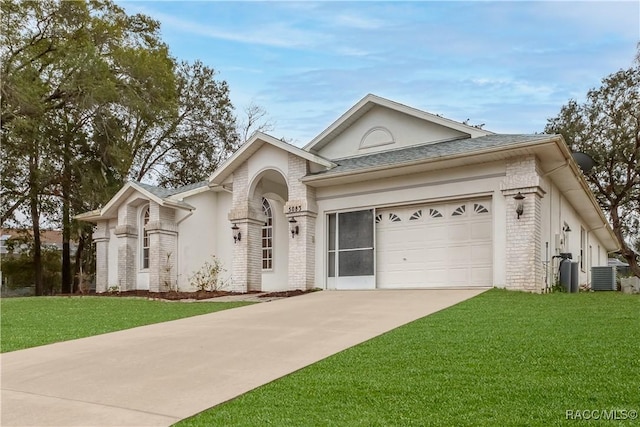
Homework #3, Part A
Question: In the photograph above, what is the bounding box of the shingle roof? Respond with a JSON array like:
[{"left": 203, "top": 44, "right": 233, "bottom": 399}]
[
  {"left": 132, "top": 181, "right": 208, "bottom": 199},
  {"left": 308, "top": 134, "right": 553, "bottom": 177}
]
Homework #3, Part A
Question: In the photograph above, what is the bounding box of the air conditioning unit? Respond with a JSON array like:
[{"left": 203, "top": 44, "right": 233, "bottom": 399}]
[{"left": 591, "top": 266, "right": 616, "bottom": 291}]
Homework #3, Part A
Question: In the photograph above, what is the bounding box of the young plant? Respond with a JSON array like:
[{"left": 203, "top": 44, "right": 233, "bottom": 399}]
[{"left": 190, "top": 256, "right": 227, "bottom": 292}]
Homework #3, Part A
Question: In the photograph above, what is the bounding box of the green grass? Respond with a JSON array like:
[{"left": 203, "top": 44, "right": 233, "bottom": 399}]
[
  {"left": 0, "top": 297, "right": 253, "bottom": 353},
  {"left": 177, "top": 290, "right": 640, "bottom": 427}
]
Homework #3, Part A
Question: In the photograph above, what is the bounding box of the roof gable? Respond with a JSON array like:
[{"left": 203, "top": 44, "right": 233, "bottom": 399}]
[
  {"left": 75, "top": 181, "right": 198, "bottom": 222},
  {"left": 304, "top": 94, "right": 493, "bottom": 159},
  {"left": 208, "top": 131, "right": 335, "bottom": 186}
]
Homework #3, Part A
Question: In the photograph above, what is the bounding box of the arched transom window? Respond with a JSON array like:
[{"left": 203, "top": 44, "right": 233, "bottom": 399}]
[
  {"left": 142, "top": 206, "right": 150, "bottom": 269},
  {"left": 262, "top": 198, "right": 273, "bottom": 270}
]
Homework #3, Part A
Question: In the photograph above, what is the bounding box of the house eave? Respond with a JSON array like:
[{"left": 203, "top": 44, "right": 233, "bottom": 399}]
[
  {"left": 74, "top": 209, "right": 102, "bottom": 223},
  {"left": 302, "top": 137, "right": 559, "bottom": 186}
]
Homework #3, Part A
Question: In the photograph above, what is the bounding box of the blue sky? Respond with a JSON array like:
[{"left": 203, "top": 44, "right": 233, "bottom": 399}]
[{"left": 115, "top": 1, "right": 639, "bottom": 145}]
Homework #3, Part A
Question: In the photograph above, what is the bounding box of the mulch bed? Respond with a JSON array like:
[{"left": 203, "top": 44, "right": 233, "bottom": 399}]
[
  {"left": 97, "top": 290, "right": 238, "bottom": 300},
  {"left": 258, "top": 289, "right": 311, "bottom": 298},
  {"left": 89, "top": 288, "right": 317, "bottom": 300}
]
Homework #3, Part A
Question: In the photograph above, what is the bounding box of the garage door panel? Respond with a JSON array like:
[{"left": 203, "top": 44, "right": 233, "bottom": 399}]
[
  {"left": 448, "top": 223, "right": 469, "bottom": 241},
  {"left": 471, "top": 244, "right": 492, "bottom": 264},
  {"left": 427, "top": 226, "right": 447, "bottom": 241},
  {"left": 426, "top": 269, "right": 447, "bottom": 285},
  {"left": 470, "top": 221, "right": 492, "bottom": 240},
  {"left": 471, "top": 266, "right": 492, "bottom": 285},
  {"left": 377, "top": 199, "right": 492, "bottom": 289}
]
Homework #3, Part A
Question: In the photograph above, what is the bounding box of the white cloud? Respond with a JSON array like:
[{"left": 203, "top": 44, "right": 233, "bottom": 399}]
[
  {"left": 335, "top": 13, "right": 385, "bottom": 30},
  {"left": 138, "top": 8, "right": 330, "bottom": 49}
]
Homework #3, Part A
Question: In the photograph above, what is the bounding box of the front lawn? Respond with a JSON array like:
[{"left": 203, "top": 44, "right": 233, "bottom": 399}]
[
  {"left": 178, "top": 290, "right": 639, "bottom": 426},
  {"left": 0, "top": 297, "right": 253, "bottom": 353}
]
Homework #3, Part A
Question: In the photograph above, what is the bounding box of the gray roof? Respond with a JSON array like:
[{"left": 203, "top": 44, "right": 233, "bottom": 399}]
[
  {"left": 308, "top": 134, "right": 553, "bottom": 177},
  {"left": 132, "top": 181, "right": 208, "bottom": 199}
]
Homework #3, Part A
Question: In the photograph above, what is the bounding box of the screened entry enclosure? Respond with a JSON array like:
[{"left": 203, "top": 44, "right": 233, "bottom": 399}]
[{"left": 327, "top": 210, "right": 376, "bottom": 289}]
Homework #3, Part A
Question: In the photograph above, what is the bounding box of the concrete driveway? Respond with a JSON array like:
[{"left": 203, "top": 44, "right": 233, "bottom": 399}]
[{"left": 1, "top": 289, "right": 486, "bottom": 426}]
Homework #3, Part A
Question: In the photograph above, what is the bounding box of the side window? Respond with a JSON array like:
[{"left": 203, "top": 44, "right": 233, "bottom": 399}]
[
  {"left": 262, "top": 198, "right": 273, "bottom": 270},
  {"left": 141, "top": 206, "right": 150, "bottom": 269}
]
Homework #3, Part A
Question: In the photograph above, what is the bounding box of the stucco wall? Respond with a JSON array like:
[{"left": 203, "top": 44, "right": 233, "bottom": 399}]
[
  {"left": 174, "top": 190, "right": 232, "bottom": 291},
  {"left": 540, "top": 177, "right": 609, "bottom": 289},
  {"left": 316, "top": 106, "right": 469, "bottom": 160}
]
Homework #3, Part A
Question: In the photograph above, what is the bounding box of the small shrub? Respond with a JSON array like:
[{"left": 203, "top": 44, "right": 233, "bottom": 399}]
[{"left": 190, "top": 256, "right": 227, "bottom": 292}]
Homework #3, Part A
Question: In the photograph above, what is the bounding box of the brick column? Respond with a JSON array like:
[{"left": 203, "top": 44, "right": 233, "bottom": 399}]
[
  {"left": 114, "top": 225, "right": 137, "bottom": 291},
  {"left": 115, "top": 203, "right": 137, "bottom": 291},
  {"left": 286, "top": 153, "right": 318, "bottom": 290},
  {"left": 228, "top": 218, "right": 263, "bottom": 293},
  {"left": 93, "top": 221, "right": 110, "bottom": 293},
  {"left": 502, "top": 155, "right": 546, "bottom": 292},
  {"left": 286, "top": 212, "right": 317, "bottom": 290},
  {"left": 147, "top": 204, "right": 177, "bottom": 292},
  {"left": 228, "top": 162, "right": 265, "bottom": 292}
]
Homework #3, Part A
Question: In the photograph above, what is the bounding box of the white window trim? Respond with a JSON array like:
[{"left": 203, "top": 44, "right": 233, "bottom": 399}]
[
  {"left": 140, "top": 205, "right": 150, "bottom": 271},
  {"left": 262, "top": 198, "right": 273, "bottom": 271}
]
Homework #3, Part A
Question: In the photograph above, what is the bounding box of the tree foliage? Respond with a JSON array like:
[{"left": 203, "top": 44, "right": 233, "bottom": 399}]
[
  {"left": 545, "top": 47, "right": 640, "bottom": 277},
  {"left": 1, "top": 0, "right": 240, "bottom": 294}
]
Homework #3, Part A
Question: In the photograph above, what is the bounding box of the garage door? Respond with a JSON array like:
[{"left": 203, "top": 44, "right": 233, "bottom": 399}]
[{"left": 376, "top": 199, "right": 492, "bottom": 288}]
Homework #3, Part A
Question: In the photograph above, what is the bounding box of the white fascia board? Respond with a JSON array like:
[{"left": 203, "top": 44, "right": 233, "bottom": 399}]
[
  {"left": 168, "top": 184, "right": 210, "bottom": 200},
  {"left": 263, "top": 133, "right": 336, "bottom": 168},
  {"left": 73, "top": 209, "right": 102, "bottom": 222}
]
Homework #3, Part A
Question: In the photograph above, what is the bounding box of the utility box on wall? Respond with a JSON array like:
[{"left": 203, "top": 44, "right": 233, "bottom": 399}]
[{"left": 591, "top": 266, "right": 616, "bottom": 291}]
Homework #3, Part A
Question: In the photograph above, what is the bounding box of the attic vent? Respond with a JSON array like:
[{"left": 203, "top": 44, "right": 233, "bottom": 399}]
[
  {"left": 359, "top": 127, "right": 395, "bottom": 149},
  {"left": 591, "top": 266, "right": 616, "bottom": 291}
]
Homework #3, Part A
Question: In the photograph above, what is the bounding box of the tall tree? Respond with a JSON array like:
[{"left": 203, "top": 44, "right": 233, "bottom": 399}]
[
  {"left": 1, "top": 0, "right": 177, "bottom": 293},
  {"left": 113, "top": 60, "right": 239, "bottom": 188},
  {"left": 2, "top": 0, "right": 242, "bottom": 294},
  {"left": 545, "top": 47, "right": 640, "bottom": 278}
]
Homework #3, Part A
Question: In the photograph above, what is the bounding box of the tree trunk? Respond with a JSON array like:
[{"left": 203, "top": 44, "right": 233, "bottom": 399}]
[
  {"left": 61, "top": 193, "right": 71, "bottom": 293},
  {"left": 610, "top": 204, "right": 640, "bottom": 278},
  {"left": 73, "top": 233, "right": 85, "bottom": 293},
  {"left": 61, "top": 137, "right": 72, "bottom": 294},
  {"left": 29, "top": 153, "right": 44, "bottom": 296}
]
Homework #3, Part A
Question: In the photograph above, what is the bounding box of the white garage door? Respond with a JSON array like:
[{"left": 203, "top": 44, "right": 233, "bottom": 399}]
[{"left": 376, "top": 199, "right": 493, "bottom": 288}]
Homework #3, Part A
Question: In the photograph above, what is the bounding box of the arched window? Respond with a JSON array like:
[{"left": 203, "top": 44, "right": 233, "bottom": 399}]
[
  {"left": 262, "top": 198, "right": 273, "bottom": 270},
  {"left": 141, "top": 206, "right": 150, "bottom": 269}
]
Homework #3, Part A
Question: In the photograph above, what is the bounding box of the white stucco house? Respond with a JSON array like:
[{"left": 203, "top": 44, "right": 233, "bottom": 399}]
[{"left": 77, "top": 94, "right": 619, "bottom": 294}]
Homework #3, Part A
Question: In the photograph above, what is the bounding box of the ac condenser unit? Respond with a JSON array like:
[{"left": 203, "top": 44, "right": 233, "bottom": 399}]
[{"left": 591, "top": 266, "right": 616, "bottom": 291}]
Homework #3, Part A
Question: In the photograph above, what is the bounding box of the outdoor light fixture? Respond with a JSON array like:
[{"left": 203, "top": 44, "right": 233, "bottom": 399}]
[
  {"left": 514, "top": 192, "right": 525, "bottom": 219},
  {"left": 563, "top": 225, "right": 572, "bottom": 233},
  {"left": 289, "top": 217, "right": 299, "bottom": 238},
  {"left": 231, "top": 224, "right": 241, "bottom": 243}
]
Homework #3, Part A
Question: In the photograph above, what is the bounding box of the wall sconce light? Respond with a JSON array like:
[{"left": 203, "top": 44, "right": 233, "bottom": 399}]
[
  {"left": 563, "top": 225, "right": 572, "bottom": 233},
  {"left": 514, "top": 192, "right": 525, "bottom": 219},
  {"left": 289, "top": 217, "right": 299, "bottom": 238},
  {"left": 231, "top": 224, "right": 241, "bottom": 243}
]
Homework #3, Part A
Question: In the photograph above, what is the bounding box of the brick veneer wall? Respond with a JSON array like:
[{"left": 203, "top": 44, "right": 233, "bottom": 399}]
[
  {"left": 93, "top": 221, "right": 110, "bottom": 293},
  {"left": 228, "top": 162, "right": 266, "bottom": 292},
  {"left": 502, "top": 155, "right": 546, "bottom": 292},
  {"left": 147, "top": 203, "right": 178, "bottom": 292},
  {"left": 227, "top": 153, "right": 319, "bottom": 292},
  {"left": 286, "top": 154, "right": 317, "bottom": 290},
  {"left": 114, "top": 203, "right": 138, "bottom": 291}
]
